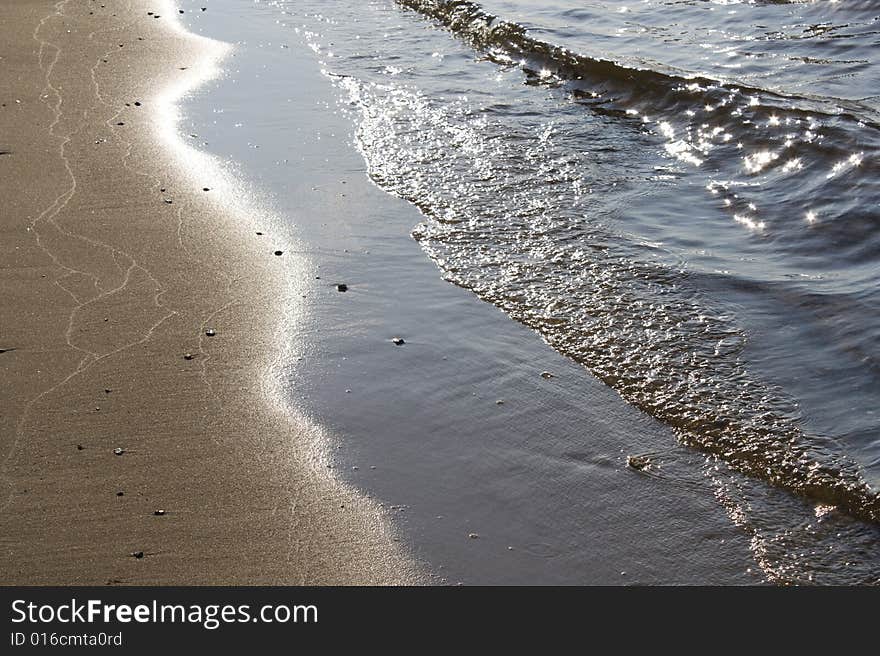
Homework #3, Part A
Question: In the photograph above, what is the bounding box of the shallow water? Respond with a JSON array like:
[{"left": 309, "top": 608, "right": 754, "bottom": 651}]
[{"left": 179, "top": 0, "right": 880, "bottom": 583}]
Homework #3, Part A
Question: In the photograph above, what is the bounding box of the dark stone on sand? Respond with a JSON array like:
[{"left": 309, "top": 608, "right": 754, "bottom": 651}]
[
  {"left": 113, "top": 447, "right": 125, "bottom": 456},
  {"left": 468, "top": 533, "right": 480, "bottom": 539},
  {"left": 540, "top": 371, "right": 555, "bottom": 379},
  {"left": 336, "top": 283, "right": 348, "bottom": 292},
  {"left": 273, "top": 250, "right": 283, "bottom": 256},
  {"left": 179, "top": 9, "right": 184, "bottom": 13},
  {"left": 105, "top": 388, "right": 112, "bottom": 394},
  {"left": 0, "top": 348, "right": 16, "bottom": 354},
  {"left": 183, "top": 353, "right": 194, "bottom": 360},
  {"left": 163, "top": 198, "right": 172, "bottom": 204},
  {"left": 627, "top": 455, "right": 651, "bottom": 471},
  {"left": 116, "top": 122, "right": 124, "bottom": 126},
  {"left": 76, "top": 444, "right": 84, "bottom": 451},
  {"left": 116, "top": 491, "right": 124, "bottom": 496},
  {"left": 130, "top": 551, "right": 144, "bottom": 559},
  {"left": 153, "top": 509, "right": 166, "bottom": 516},
  {"left": 205, "top": 329, "right": 216, "bottom": 337},
  {"left": 202, "top": 187, "right": 210, "bottom": 191},
  {"left": 391, "top": 337, "right": 405, "bottom": 346},
  {"left": 134, "top": 101, "right": 141, "bottom": 106},
  {"left": 256, "top": 231, "right": 263, "bottom": 235}
]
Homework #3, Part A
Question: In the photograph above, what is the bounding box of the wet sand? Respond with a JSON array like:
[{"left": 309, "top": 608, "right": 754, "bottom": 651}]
[{"left": 0, "top": 0, "right": 417, "bottom": 584}]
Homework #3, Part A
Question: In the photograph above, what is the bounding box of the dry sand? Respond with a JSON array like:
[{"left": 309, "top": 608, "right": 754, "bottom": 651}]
[{"left": 0, "top": 0, "right": 417, "bottom": 584}]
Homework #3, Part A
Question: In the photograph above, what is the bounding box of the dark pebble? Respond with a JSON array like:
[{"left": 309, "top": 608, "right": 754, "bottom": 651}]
[
  {"left": 336, "top": 283, "right": 348, "bottom": 292},
  {"left": 116, "top": 491, "right": 124, "bottom": 497},
  {"left": 153, "top": 509, "right": 166, "bottom": 516},
  {"left": 131, "top": 551, "right": 144, "bottom": 559},
  {"left": 273, "top": 250, "right": 283, "bottom": 256},
  {"left": 627, "top": 455, "right": 651, "bottom": 471},
  {"left": 205, "top": 329, "right": 216, "bottom": 337},
  {"left": 202, "top": 187, "right": 210, "bottom": 191},
  {"left": 116, "top": 122, "right": 124, "bottom": 126},
  {"left": 76, "top": 444, "right": 84, "bottom": 450},
  {"left": 256, "top": 231, "right": 263, "bottom": 235},
  {"left": 391, "top": 337, "right": 405, "bottom": 346},
  {"left": 113, "top": 447, "right": 125, "bottom": 456},
  {"left": 134, "top": 101, "right": 141, "bottom": 106},
  {"left": 183, "top": 353, "right": 194, "bottom": 360}
]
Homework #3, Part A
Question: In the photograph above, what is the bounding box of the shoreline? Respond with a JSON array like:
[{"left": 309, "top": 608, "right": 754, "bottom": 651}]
[
  {"left": 174, "top": 2, "right": 767, "bottom": 583},
  {"left": 0, "top": 0, "right": 417, "bottom": 584}
]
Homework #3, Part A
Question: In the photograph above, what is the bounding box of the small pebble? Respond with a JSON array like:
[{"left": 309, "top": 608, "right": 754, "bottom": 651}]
[
  {"left": 205, "top": 329, "right": 216, "bottom": 337},
  {"left": 130, "top": 551, "right": 144, "bottom": 559},
  {"left": 540, "top": 371, "right": 555, "bottom": 379},
  {"left": 336, "top": 283, "right": 348, "bottom": 292},
  {"left": 116, "top": 491, "right": 124, "bottom": 497},
  {"left": 496, "top": 399, "right": 504, "bottom": 405},
  {"left": 202, "top": 187, "right": 210, "bottom": 191},
  {"left": 133, "top": 101, "right": 141, "bottom": 106},
  {"left": 104, "top": 388, "right": 112, "bottom": 394},
  {"left": 391, "top": 337, "right": 405, "bottom": 346},
  {"left": 183, "top": 353, "right": 194, "bottom": 360},
  {"left": 256, "top": 231, "right": 263, "bottom": 235},
  {"left": 76, "top": 444, "right": 84, "bottom": 451},
  {"left": 113, "top": 447, "right": 125, "bottom": 456},
  {"left": 627, "top": 455, "right": 651, "bottom": 471},
  {"left": 468, "top": 533, "right": 480, "bottom": 539},
  {"left": 153, "top": 509, "right": 166, "bottom": 516},
  {"left": 273, "top": 250, "right": 283, "bottom": 256}
]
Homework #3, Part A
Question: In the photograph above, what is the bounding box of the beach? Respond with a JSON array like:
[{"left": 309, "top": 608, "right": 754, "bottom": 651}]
[
  {"left": 0, "top": 0, "right": 415, "bottom": 585},
  {"left": 2, "top": 0, "right": 878, "bottom": 587}
]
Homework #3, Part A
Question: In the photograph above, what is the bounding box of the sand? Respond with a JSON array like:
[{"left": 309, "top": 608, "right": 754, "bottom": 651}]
[{"left": 0, "top": 0, "right": 417, "bottom": 584}]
